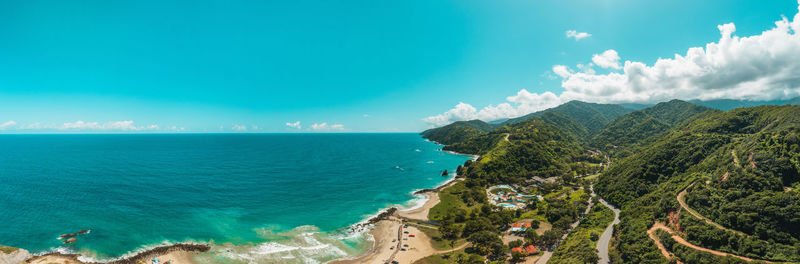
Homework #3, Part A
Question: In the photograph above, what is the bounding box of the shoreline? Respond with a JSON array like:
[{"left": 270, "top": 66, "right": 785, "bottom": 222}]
[
  {"left": 329, "top": 138, "right": 474, "bottom": 263},
  {"left": 6, "top": 137, "right": 468, "bottom": 264}
]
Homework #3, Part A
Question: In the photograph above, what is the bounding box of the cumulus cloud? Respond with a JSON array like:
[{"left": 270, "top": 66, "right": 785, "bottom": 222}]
[
  {"left": 0, "top": 120, "right": 17, "bottom": 130},
  {"left": 422, "top": 91, "right": 562, "bottom": 126},
  {"left": 285, "top": 121, "right": 302, "bottom": 129},
  {"left": 591, "top": 50, "right": 621, "bottom": 70},
  {"left": 557, "top": 3, "right": 800, "bottom": 103},
  {"left": 231, "top": 124, "right": 247, "bottom": 131},
  {"left": 552, "top": 65, "right": 572, "bottom": 78},
  {"left": 425, "top": 2, "right": 800, "bottom": 127},
  {"left": 566, "top": 30, "right": 592, "bottom": 41},
  {"left": 311, "top": 122, "right": 345, "bottom": 131}
]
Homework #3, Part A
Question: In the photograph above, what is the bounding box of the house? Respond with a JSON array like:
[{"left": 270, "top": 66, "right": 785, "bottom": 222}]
[
  {"left": 511, "top": 247, "right": 523, "bottom": 253},
  {"left": 510, "top": 222, "right": 532, "bottom": 233},
  {"left": 525, "top": 245, "right": 538, "bottom": 255}
]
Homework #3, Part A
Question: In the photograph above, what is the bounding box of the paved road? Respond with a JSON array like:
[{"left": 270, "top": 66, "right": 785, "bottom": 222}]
[{"left": 595, "top": 197, "right": 620, "bottom": 264}]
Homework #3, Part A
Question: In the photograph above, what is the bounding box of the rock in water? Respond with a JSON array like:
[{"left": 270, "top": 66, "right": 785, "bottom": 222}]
[
  {"left": 441, "top": 169, "right": 449, "bottom": 176},
  {"left": 63, "top": 237, "right": 77, "bottom": 244}
]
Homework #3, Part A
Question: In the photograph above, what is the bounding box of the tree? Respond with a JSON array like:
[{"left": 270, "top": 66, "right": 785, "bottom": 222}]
[
  {"left": 541, "top": 229, "right": 563, "bottom": 248},
  {"left": 509, "top": 239, "right": 523, "bottom": 248},
  {"left": 511, "top": 251, "right": 526, "bottom": 263},
  {"left": 525, "top": 229, "right": 540, "bottom": 245},
  {"left": 467, "top": 231, "right": 504, "bottom": 256},
  {"left": 462, "top": 218, "right": 494, "bottom": 238},
  {"left": 439, "top": 221, "right": 460, "bottom": 239}
]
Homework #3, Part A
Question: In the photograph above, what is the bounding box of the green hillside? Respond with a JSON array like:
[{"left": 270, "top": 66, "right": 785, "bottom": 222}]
[
  {"left": 420, "top": 119, "right": 497, "bottom": 145},
  {"left": 501, "top": 100, "right": 633, "bottom": 133},
  {"left": 596, "top": 105, "right": 800, "bottom": 263},
  {"left": 592, "top": 100, "right": 715, "bottom": 157}
]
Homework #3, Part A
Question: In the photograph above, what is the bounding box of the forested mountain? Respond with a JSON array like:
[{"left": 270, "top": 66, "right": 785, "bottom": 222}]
[
  {"left": 500, "top": 101, "right": 633, "bottom": 133},
  {"left": 592, "top": 100, "right": 716, "bottom": 157},
  {"left": 422, "top": 100, "right": 799, "bottom": 264},
  {"left": 422, "top": 100, "right": 633, "bottom": 147},
  {"left": 420, "top": 119, "right": 497, "bottom": 145},
  {"left": 596, "top": 105, "right": 800, "bottom": 263}
]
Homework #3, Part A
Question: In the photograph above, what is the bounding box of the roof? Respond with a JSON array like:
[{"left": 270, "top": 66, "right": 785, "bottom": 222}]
[
  {"left": 511, "top": 247, "right": 523, "bottom": 252},
  {"left": 511, "top": 223, "right": 522, "bottom": 228},
  {"left": 525, "top": 245, "right": 538, "bottom": 254},
  {"left": 523, "top": 223, "right": 532, "bottom": 228}
]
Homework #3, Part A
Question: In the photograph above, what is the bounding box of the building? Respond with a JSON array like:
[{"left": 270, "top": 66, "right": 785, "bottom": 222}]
[{"left": 525, "top": 245, "right": 538, "bottom": 255}]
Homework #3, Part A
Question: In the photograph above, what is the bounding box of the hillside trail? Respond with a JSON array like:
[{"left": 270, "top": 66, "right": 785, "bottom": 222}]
[
  {"left": 504, "top": 133, "right": 510, "bottom": 141},
  {"left": 647, "top": 222, "right": 775, "bottom": 263},
  {"left": 677, "top": 183, "right": 746, "bottom": 236}
]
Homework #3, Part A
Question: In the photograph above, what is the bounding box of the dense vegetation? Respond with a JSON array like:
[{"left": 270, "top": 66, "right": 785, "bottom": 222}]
[
  {"left": 591, "top": 100, "right": 715, "bottom": 157},
  {"left": 549, "top": 203, "right": 614, "bottom": 264},
  {"left": 422, "top": 99, "right": 799, "bottom": 263},
  {"left": 597, "top": 105, "right": 800, "bottom": 263},
  {"left": 501, "top": 101, "right": 632, "bottom": 133},
  {"left": 421, "top": 120, "right": 497, "bottom": 145}
]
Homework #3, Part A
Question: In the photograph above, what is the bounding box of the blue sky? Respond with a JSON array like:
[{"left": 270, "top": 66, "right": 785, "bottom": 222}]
[{"left": 1, "top": 0, "right": 799, "bottom": 132}]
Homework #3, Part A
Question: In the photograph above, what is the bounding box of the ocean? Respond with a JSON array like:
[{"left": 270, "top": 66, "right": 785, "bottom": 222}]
[{"left": 0, "top": 133, "right": 470, "bottom": 263}]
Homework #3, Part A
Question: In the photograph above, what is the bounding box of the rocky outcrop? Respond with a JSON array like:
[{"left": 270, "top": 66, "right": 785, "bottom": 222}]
[{"left": 0, "top": 246, "right": 32, "bottom": 264}]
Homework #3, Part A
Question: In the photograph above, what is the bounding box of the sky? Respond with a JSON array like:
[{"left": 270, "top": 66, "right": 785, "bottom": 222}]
[{"left": 1, "top": 0, "right": 799, "bottom": 133}]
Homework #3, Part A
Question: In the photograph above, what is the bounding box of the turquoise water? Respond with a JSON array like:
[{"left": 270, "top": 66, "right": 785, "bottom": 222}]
[{"left": 0, "top": 134, "right": 470, "bottom": 262}]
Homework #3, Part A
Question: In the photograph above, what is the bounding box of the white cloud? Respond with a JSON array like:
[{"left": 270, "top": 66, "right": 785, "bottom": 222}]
[
  {"left": 425, "top": 1, "right": 800, "bottom": 127},
  {"left": 0, "top": 120, "right": 17, "bottom": 130},
  {"left": 423, "top": 91, "right": 562, "bottom": 126},
  {"left": 556, "top": 3, "right": 800, "bottom": 103},
  {"left": 552, "top": 65, "right": 572, "bottom": 78},
  {"left": 231, "top": 124, "right": 247, "bottom": 131},
  {"left": 58, "top": 120, "right": 158, "bottom": 131},
  {"left": 422, "top": 102, "right": 478, "bottom": 126},
  {"left": 311, "top": 122, "right": 345, "bottom": 131},
  {"left": 591, "top": 49, "right": 621, "bottom": 70},
  {"left": 363, "top": 114, "right": 370, "bottom": 118},
  {"left": 566, "top": 30, "right": 592, "bottom": 41},
  {"left": 285, "top": 121, "right": 302, "bottom": 129}
]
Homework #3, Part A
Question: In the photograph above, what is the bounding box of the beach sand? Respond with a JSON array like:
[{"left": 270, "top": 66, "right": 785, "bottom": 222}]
[
  {"left": 333, "top": 181, "right": 452, "bottom": 264},
  {"left": 393, "top": 225, "right": 438, "bottom": 264},
  {"left": 396, "top": 192, "right": 439, "bottom": 221},
  {"left": 330, "top": 220, "right": 401, "bottom": 264}
]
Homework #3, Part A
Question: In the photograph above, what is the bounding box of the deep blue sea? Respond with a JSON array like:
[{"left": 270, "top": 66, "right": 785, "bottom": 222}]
[{"left": 0, "top": 134, "right": 470, "bottom": 263}]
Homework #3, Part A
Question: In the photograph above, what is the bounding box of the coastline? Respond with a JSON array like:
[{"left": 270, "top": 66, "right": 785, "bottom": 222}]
[
  {"left": 3, "top": 137, "right": 469, "bottom": 264},
  {"left": 328, "top": 140, "right": 475, "bottom": 263}
]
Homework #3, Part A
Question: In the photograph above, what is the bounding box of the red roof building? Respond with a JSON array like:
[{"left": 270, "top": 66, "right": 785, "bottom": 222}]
[
  {"left": 511, "top": 247, "right": 523, "bottom": 253},
  {"left": 525, "top": 245, "right": 538, "bottom": 254},
  {"left": 511, "top": 223, "right": 522, "bottom": 228}
]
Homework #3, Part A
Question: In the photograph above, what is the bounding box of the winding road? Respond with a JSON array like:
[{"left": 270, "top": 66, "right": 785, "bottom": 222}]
[
  {"left": 677, "top": 183, "right": 745, "bottom": 236},
  {"left": 595, "top": 197, "right": 620, "bottom": 264},
  {"left": 644, "top": 182, "right": 782, "bottom": 263}
]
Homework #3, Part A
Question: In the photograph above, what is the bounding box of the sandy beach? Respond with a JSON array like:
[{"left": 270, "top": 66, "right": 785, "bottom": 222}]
[
  {"left": 333, "top": 177, "right": 467, "bottom": 264},
  {"left": 396, "top": 192, "right": 439, "bottom": 221}
]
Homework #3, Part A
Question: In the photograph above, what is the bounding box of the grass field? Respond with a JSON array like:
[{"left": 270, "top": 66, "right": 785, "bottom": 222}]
[{"left": 428, "top": 181, "right": 479, "bottom": 221}]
